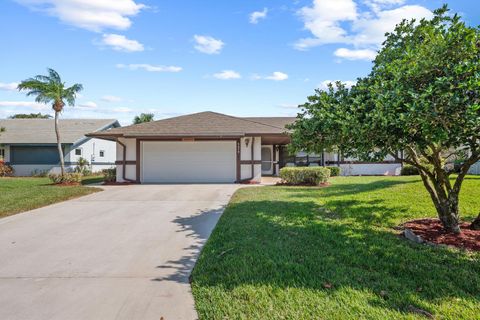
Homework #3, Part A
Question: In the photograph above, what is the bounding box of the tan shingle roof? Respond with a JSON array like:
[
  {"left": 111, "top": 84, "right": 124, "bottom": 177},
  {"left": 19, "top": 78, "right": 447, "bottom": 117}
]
[
  {"left": 90, "top": 112, "right": 296, "bottom": 138},
  {"left": 0, "top": 119, "right": 119, "bottom": 144}
]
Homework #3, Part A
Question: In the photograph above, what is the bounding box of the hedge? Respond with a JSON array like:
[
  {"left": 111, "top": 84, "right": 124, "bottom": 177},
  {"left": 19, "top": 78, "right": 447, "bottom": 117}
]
[
  {"left": 401, "top": 165, "right": 419, "bottom": 176},
  {"left": 279, "top": 167, "right": 330, "bottom": 186},
  {"left": 326, "top": 166, "right": 341, "bottom": 176}
]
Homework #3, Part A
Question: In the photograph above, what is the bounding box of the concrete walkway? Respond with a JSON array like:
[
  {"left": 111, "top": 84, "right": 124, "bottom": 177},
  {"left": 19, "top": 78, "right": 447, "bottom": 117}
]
[{"left": 0, "top": 184, "right": 242, "bottom": 320}]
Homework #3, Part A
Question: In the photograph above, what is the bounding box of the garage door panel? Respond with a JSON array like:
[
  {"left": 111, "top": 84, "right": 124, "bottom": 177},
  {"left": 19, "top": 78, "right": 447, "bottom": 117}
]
[{"left": 142, "top": 141, "right": 236, "bottom": 183}]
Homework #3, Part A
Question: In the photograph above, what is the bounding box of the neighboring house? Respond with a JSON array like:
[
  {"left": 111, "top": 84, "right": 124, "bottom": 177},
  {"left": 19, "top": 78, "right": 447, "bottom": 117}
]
[
  {"left": 469, "top": 161, "right": 480, "bottom": 175},
  {"left": 0, "top": 119, "right": 120, "bottom": 176},
  {"left": 88, "top": 111, "right": 401, "bottom": 184}
]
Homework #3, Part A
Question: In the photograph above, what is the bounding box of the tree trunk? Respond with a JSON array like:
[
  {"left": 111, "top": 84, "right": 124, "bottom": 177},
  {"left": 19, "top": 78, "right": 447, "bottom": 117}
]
[
  {"left": 436, "top": 196, "right": 461, "bottom": 234},
  {"left": 54, "top": 111, "right": 65, "bottom": 176},
  {"left": 470, "top": 213, "right": 480, "bottom": 230}
]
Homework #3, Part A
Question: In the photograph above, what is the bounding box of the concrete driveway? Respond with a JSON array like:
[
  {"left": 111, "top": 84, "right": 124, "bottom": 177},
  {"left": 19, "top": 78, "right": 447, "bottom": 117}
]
[{"left": 0, "top": 184, "right": 242, "bottom": 320}]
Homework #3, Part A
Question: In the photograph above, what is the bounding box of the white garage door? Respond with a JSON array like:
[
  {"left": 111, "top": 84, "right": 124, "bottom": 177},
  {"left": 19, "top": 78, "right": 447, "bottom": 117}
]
[{"left": 141, "top": 141, "right": 237, "bottom": 183}]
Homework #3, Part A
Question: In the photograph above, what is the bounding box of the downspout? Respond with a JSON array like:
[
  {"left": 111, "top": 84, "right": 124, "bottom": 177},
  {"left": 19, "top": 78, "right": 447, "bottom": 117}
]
[
  {"left": 116, "top": 138, "right": 136, "bottom": 183},
  {"left": 251, "top": 137, "right": 255, "bottom": 180}
]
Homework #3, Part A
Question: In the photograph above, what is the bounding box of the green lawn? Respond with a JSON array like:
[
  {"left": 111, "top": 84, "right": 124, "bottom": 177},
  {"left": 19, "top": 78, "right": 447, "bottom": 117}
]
[
  {"left": 0, "top": 176, "right": 101, "bottom": 218},
  {"left": 191, "top": 176, "right": 480, "bottom": 320}
]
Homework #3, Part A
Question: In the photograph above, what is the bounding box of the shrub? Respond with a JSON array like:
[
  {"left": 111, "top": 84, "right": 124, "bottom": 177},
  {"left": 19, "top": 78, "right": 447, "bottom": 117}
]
[
  {"left": 401, "top": 165, "right": 419, "bottom": 175},
  {"left": 31, "top": 169, "right": 49, "bottom": 177},
  {"left": 75, "top": 157, "right": 91, "bottom": 175},
  {"left": 0, "top": 160, "right": 14, "bottom": 177},
  {"left": 326, "top": 166, "right": 341, "bottom": 176},
  {"left": 279, "top": 167, "right": 330, "bottom": 186},
  {"left": 48, "top": 173, "right": 83, "bottom": 184},
  {"left": 102, "top": 168, "right": 116, "bottom": 183}
]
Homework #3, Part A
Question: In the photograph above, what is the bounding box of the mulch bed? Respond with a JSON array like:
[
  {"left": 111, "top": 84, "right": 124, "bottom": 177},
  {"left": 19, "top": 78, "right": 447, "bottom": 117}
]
[
  {"left": 403, "top": 218, "right": 480, "bottom": 251},
  {"left": 103, "top": 181, "right": 136, "bottom": 186}
]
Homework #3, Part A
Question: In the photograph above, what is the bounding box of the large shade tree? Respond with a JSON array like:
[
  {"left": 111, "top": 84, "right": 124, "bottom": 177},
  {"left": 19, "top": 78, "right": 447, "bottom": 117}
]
[
  {"left": 18, "top": 68, "right": 83, "bottom": 176},
  {"left": 289, "top": 6, "right": 480, "bottom": 233}
]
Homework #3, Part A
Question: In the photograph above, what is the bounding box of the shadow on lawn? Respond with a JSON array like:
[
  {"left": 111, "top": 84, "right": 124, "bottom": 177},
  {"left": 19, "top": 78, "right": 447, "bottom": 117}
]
[
  {"left": 285, "top": 177, "right": 418, "bottom": 198},
  {"left": 186, "top": 198, "right": 480, "bottom": 317}
]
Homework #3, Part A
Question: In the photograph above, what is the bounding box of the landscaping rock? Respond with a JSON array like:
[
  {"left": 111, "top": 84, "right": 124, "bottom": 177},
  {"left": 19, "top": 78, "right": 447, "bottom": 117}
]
[{"left": 404, "top": 228, "right": 424, "bottom": 244}]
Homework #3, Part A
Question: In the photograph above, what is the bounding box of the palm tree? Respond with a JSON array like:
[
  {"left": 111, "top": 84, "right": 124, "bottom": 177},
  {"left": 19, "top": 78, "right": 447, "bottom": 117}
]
[
  {"left": 18, "top": 68, "right": 83, "bottom": 176},
  {"left": 133, "top": 113, "right": 154, "bottom": 124}
]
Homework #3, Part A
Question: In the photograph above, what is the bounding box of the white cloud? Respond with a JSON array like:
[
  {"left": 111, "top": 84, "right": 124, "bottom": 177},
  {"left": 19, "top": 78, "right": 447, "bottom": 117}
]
[
  {"left": 278, "top": 103, "right": 299, "bottom": 109},
  {"left": 16, "top": 0, "right": 146, "bottom": 32},
  {"left": 295, "top": 0, "right": 432, "bottom": 60},
  {"left": 266, "top": 72, "right": 289, "bottom": 81},
  {"left": 193, "top": 35, "right": 224, "bottom": 54},
  {"left": 112, "top": 107, "right": 134, "bottom": 113},
  {"left": 334, "top": 48, "right": 377, "bottom": 61},
  {"left": 0, "top": 100, "right": 49, "bottom": 110},
  {"left": 101, "top": 95, "right": 122, "bottom": 102},
  {"left": 101, "top": 33, "right": 144, "bottom": 52},
  {"left": 213, "top": 70, "right": 241, "bottom": 80},
  {"left": 249, "top": 8, "right": 268, "bottom": 24},
  {"left": 77, "top": 101, "right": 97, "bottom": 108},
  {"left": 319, "top": 79, "right": 356, "bottom": 90},
  {"left": 0, "top": 82, "right": 19, "bottom": 91},
  {"left": 116, "top": 64, "right": 182, "bottom": 72}
]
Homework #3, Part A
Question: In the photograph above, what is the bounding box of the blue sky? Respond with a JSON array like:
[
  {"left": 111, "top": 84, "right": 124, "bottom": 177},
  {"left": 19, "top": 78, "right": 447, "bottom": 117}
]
[{"left": 0, "top": 0, "right": 478, "bottom": 124}]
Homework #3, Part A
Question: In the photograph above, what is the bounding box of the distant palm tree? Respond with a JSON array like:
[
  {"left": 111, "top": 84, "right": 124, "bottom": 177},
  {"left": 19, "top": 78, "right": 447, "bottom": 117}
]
[
  {"left": 133, "top": 113, "right": 154, "bottom": 124},
  {"left": 18, "top": 68, "right": 83, "bottom": 176}
]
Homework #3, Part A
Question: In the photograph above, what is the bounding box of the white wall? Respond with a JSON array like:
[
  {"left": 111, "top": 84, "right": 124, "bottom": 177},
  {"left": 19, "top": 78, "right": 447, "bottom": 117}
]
[
  {"left": 116, "top": 137, "right": 137, "bottom": 182},
  {"left": 1, "top": 145, "right": 10, "bottom": 162},
  {"left": 468, "top": 162, "right": 480, "bottom": 175},
  {"left": 340, "top": 163, "right": 402, "bottom": 176},
  {"left": 70, "top": 137, "right": 116, "bottom": 172}
]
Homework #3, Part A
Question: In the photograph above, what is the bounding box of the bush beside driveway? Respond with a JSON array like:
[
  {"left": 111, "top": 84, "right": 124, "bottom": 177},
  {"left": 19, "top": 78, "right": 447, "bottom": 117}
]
[{"left": 191, "top": 176, "right": 480, "bottom": 319}]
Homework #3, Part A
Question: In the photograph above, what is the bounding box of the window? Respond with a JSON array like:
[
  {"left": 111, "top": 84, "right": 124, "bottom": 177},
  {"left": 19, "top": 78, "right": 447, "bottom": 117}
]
[
  {"left": 75, "top": 148, "right": 82, "bottom": 156},
  {"left": 99, "top": 150, "right": 105, "bottom": 157},
  {"left": 11, "top": 146, "right": 60, "bottom": 164},
  {"left": 0, "top": 148, "right": 5, "bottom": 160}
]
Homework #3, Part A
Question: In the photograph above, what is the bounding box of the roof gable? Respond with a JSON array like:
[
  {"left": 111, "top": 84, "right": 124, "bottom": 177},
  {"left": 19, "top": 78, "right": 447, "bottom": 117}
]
[
  {"left": 0, "top": 119, "right": 119, "bottom": 144},
  {"left": 92, "top": 111, "right": 295, "bottom": 138}
]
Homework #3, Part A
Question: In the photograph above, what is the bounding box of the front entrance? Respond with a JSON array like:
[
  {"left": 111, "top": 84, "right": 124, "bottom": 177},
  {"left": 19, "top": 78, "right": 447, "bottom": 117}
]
[{"left": 261, "top": 146, "right": 273, "bottom": 175}]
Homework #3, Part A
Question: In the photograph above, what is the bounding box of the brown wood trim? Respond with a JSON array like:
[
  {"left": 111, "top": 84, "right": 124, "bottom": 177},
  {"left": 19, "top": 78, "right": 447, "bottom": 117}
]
[
  {"left": 115, "top": 160, "right": 137, "bottom": 165},
  {"left": 236, "top": 139, "right": 241, "bottom": 183},
  {"left": 240, "top": 160, "right": 261, "bottom": 165},
  {"left": 126, "top": 136, "right": 242, "bottom": 140},
  {"left": 272, "top": 144, "right": 277, "bottom": 175},
  {"left": 136, "top": 139, "right": 141, "bottom": 183},
  {"left": 251, "top": 137, "right": 255, "bottom": 179}
]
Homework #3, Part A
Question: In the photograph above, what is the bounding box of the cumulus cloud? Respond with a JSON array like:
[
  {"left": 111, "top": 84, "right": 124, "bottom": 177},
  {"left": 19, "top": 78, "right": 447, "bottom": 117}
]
[
  {"left": 101, "top": 95, "right": 122, "bottom": 102},
  {"left": 334, "top": 48, "right": 377, "bottom": 61},
  {"left": 295, "top": 0, "right": 432, "bottom": 60},
  {"left": 116, "top": 64, "right": 182, "bottom": 72},
  {"left": 249, "top": 8, "right": 268, "bottom": 24},
  {"left": 16, "top": 0, "right": 146, "bottom": 32},
  {"left": 0, "top": 100, "right": 49, "bottom": 110},
  {"left": 213, "top": 70, "right": 241, "bottom": 80},
  {"left": 77, "top": 101, "right": 98, "bottom": 108},
  {"left": 193, "top": 35, "right": 224, "bottom": 54},
  {"left": 265, "top": 72, "right": 289, "bottom": 81},
  {"left": 0, "top": 82, "right": 19, "bottom": 91},
  {"left": 319, "top": 79, "right": 356, "bottom": 90},
  {"left": 101, "top": 33, "right": 144, "bottom": 52}
]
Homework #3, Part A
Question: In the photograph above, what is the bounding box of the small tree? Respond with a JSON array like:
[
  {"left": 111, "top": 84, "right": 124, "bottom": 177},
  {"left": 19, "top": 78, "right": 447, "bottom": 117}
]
[
  {"left": 9, "top": 113, "right": 52, "bottom": 119},
  {"left": 289, "top": 6, "right": 480, "bottom": 233},
  {"left": 133, "top": 113, "right": 154, "bottom": 124},
  {"left": 18, "top": 69, "right": 83, "bottom": 176}
]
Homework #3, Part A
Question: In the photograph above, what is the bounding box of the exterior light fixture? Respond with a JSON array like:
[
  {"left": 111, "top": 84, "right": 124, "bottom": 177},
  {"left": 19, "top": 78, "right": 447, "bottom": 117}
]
[{"left": 245, "top": 138, "right": 250, "bottom": 147}]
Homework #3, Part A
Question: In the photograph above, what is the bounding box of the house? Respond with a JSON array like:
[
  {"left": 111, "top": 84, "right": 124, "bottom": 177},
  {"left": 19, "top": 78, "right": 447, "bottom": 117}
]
[
  {"left": 469, "top": 162, "right": 480, "bottom": 175},
  {"left": 0, "top": 119, "right": 120, "bottom": 176},
  {"left": 87, "top": 111, "right": 401, "bottom": 184}
]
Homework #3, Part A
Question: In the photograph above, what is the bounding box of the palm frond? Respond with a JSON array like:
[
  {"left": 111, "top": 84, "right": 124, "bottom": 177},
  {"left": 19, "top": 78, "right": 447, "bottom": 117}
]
[{"left": 47, "top": 68, "right": 62, "bottom": 84}]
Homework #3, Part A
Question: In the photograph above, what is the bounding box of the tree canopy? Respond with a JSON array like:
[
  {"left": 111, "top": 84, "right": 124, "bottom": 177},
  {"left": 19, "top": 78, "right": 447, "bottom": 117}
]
[
  {"left": 289, "top": 6, "right": 480, "bottom": 233},
  {"left": 133, "top": 113, "right": 155, "bottom": 124},
  {"left": 9, "top": 113, "right": 52, "bottom": 119}
]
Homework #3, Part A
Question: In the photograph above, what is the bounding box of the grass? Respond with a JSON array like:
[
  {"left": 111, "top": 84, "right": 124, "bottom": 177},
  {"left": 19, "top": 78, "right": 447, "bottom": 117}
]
[
  {"left": 0, "top": 176, "right": 102, "bottom": 218},
  {"left": 191, "top": 175, "right": 480, "bottom": 319}
]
